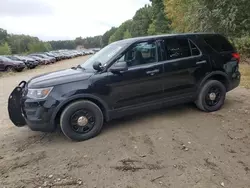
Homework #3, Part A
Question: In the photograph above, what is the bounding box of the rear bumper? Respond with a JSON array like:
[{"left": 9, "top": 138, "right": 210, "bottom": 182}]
[{"left": 228, "top": 71, "right": 241, "bottom": 91}]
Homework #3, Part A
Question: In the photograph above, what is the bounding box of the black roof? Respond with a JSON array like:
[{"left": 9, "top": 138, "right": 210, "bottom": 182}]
[{"left": 114, "top": 32, "right": 219, "bottom": 45}]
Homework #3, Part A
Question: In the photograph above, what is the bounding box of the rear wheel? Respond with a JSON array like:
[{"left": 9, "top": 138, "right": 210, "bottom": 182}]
[
  {"left": 196, "top": 80, "right": 226, "bottom": 112},
  {"left": 60, "top": 100, "right": 104, "bottom": 141}
]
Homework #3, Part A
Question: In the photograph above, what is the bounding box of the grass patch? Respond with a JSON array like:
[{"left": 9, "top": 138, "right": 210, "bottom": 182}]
[{"left": 240, "top": 63, "right": 250, "bottom": 89}]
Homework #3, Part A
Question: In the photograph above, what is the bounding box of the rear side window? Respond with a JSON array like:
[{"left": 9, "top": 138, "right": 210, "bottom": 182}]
[
  {"left": 203, "top": 35, "right": 234, "bottom": 52},
  {"left": 164, "top": 38, "right": 191, "bottom": 60}
]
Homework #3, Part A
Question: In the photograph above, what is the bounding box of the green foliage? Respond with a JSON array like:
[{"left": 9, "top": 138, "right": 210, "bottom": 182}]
[
  {"left": 108, "top": 1, "right": 171, "bottom": 42},
  {"left": 28, "top": 42, "right": 50, "bottom": 53},
  {"left": 165, "top": 0, "right": 250, "bottom": 36},
  {"left": 130, "top": 5, "right": 153, "bottom": 37},
  {"left": 49, "top": 40, "right": 76, "bottom": 50},
  {"left": 148, "top": 0, "right": 170, "bottom": 35},
  {"left": 123, "top": 30, "right": 132, "bottom": 39},
  {"left": 109, "top": 20, "right": 133, "bottom": 43},
  {"left": 0, "top": 28, "right": 8, "bottom": 44},
  {"left": 233, "top": 36, "right": 250, "bottom": 57},
  {"left": 0, "top": 42, "right": 11, "bottom": 55},
  {"left": 7, "top": 34, "right": 40, "bottom": 54},
  {"left": 102, "top": 27, "right": 117, "bottom": 47},
  {"left": 74, "top": 36, "right": 102, "bottom": 48},
  {"left": 1, "top": 0, "right": 250, "bottom": 57}
]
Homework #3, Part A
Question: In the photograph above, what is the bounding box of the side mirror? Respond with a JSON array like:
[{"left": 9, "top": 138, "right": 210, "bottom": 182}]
[
  {"left": 109, "top": 61, "right": 128, "bottom": 73},
  {"left": 93, "top": 61, "right": 103, "bottom": 71}
]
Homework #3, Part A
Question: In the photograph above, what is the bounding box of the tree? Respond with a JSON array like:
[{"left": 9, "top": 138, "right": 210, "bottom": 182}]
[
  {"left": 123, "top": 30, "right": 132, "bottom": 39},
  {"left": 109, "top": 20, "right": 133, "bottom": 43},
  {"left": 0, "top": 28, "right": 8, "bottom": 44},
  {"left": 164, "top": 0, "right": 250, "bottom": 37},
  {"left": 149, "top": 0, "right": 170, "bottom": 35},
  {"left": 130, "top": 5, "right": 153, "bottom": 37},
  {"left": 102, "top": 27, "right": 117, "bottom": 47},
  {"left": 49, "top": 40, "right": 76, "bottom": 50},
  {"left": 7, "top": 34, "right": 40, "bottom": 54},
  {"left": 0, "top": 42, "right": 11, "bottom": 55},
  {"left": 28, "top": 42, "right": 51, "bottom": 53}
]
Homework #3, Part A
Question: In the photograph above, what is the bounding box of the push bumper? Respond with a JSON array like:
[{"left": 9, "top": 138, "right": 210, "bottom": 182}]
[
  {"left": 8, "top": 81, "right": 27, "bottom": 127},
  {"left": 8, "top": 81, "right": 56, "bottom": 132}
]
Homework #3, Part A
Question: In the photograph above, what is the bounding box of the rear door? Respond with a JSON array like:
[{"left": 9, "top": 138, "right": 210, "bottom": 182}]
[{"left": 160, "top": 36, "right": 211, "bottom": 98}]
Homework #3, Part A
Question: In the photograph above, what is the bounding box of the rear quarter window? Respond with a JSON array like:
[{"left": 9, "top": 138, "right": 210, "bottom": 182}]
[{"left": 203, "top": 35, "right": 234, "bottom": 52}]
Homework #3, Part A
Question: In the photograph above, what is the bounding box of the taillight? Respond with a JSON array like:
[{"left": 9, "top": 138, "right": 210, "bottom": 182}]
[{"left": 232, "top": 53, "right": 240, "bottom": 63}]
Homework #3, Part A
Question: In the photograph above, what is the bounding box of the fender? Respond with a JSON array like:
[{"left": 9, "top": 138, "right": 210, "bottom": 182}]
[
  {"left": 198, "top": 71, "right": 232, "bottom": 91},
  {"left": 50, "top": 94, "right": 110, "bottom": 125}
]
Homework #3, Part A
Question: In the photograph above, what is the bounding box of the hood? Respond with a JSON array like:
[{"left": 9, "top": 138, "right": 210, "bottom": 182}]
[{"left": 28, "top": 68, "right": 94, "bottom": 88}]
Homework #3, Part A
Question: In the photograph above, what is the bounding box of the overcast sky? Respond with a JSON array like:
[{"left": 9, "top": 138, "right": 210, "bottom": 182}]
[{"left": 0, "top": 0, "right": 149, "bottom": 41}]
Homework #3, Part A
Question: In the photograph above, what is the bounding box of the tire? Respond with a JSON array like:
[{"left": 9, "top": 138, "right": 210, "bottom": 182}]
[
  {"left": 5, "top": 66, "right": 14, "bottom": 72},
  {"left": 60, "top": 100, "right": 104, "bottom": 141},
  {"left": 195, "top": 80, "right": 226, "bottom": 112},
  {"left": 15, "top": 68, "right": 24, "bottom": 72}
]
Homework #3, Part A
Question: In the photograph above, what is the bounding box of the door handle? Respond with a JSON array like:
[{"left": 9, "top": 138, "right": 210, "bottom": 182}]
[
  {"left": 196, "top": 60, "right": 207, "bottom": 65},
  {"left": 146, "top": 69, "right": 160, "bottom": 76}
]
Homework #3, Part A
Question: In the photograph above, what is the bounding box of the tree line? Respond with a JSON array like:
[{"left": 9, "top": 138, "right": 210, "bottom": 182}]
[
  {"left": 0, "top": 28, "right": 102, "bottom": 55},
  {"left": 102, "top": 0, "right": 250, "bottom": 56},
  {"left": 1, "top": 0, "right": 250, "bottom": 56}
]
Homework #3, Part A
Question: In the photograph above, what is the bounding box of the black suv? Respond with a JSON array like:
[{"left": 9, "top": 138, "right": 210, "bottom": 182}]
[{"left": 8, "top": 33, "right": 241, "bottom": 141}]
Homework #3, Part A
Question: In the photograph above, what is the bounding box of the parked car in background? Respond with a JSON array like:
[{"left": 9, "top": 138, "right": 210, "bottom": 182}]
[
  {"left": 0, "top": 56, "right": 26, "bottom": 72},
  {"left": 45, "top": 52, "right": 61, "bottom": 61},
  {"left": 28, "top": 55, "right": 49, "bottom": 65},
  {"left": 27, "top": 55, "right": 49, "bottom": 65},
  {"left": 0, "top": 48, "right": 94, "bottom": 74},
  {"left": 6, "top": 55, "right": 39, "bottom": 69},
  {"left": 30, "top": 54, "right": 56, "bottom": 64}
]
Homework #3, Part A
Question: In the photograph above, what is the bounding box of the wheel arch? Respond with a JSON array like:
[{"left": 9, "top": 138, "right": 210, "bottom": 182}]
[
  {"left": 198, "top": 71, "right": 232, "bottom": 92},
  {"left": 51, "top": 94, "right": 110, "bottom": 127}
]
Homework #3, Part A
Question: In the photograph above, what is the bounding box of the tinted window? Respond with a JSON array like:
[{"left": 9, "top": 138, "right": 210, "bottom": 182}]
[
  {"left": 164, "top": 38, "right": 191, "bottom": 60},
  {"left": 204, "top": 35, "right": 234, "bottom": 52},
  {"left": 119, "top": 41, "right": 157, "bottom": 67},
  {"left": 189, "top": 41, "right": 200, "bottom": 56}
]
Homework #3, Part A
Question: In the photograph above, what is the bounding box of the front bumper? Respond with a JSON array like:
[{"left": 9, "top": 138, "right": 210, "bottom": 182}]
[{"left": 8, "top": 81, "right": 57, "bottom": 132}]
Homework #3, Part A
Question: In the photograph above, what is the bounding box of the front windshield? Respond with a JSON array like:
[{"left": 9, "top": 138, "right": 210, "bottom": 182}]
[{"left": 81, "top": 42, "right": 125, "bottom": 69}]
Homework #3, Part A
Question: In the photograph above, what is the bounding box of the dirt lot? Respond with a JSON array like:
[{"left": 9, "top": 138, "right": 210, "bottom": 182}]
[{"left": 0, "top": 56, "right": 250, "bottom": 188}]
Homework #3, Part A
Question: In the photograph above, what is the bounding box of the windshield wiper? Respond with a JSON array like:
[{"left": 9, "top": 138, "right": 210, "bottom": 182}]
[
  {"left": 76, "top": 65, "right": 85, "bottom": 70},
  {"left": 71, "top": 65, "right": 85, "bottom": 70}
]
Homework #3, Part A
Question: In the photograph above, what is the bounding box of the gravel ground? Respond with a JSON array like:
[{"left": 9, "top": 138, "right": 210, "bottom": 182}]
[{"left": 0, "top": 56, "right": 250, "bottom": 188}]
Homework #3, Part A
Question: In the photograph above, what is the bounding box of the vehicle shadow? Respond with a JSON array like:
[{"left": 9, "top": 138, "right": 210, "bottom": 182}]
[
  {"left": 102, "top": 98, "right": 239, "bottom": 134},
  {"left": 16, "top": 98, "right": 237, "bottom": 144},
  {"left": 102, "top": 102, "right": 197, "bottom": 133}
]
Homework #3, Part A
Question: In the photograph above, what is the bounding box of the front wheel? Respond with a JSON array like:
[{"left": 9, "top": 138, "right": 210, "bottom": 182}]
[
  {"left": 5, "top": 66, "right": 14, "bottom": 72},
  {"left": 195, "top": 80, "right": 226, "bottom": 112},
  {"left": 60, "top": 100, "right": 104, "bottom": 141}
]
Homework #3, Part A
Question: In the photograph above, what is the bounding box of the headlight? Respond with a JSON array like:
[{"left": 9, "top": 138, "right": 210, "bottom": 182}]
[{"left": 27, "top": 87, "right": 53, "bottom": 99}]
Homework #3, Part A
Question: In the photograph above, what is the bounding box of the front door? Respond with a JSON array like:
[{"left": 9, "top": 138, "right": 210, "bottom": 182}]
[{"left": 107, "top": 40, "right": 164, "bottom": 109}]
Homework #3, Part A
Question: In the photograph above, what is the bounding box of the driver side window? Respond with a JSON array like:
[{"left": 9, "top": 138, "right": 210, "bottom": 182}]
[{"left": 118, "top": 41, "right": 157, "bottom": 67}]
